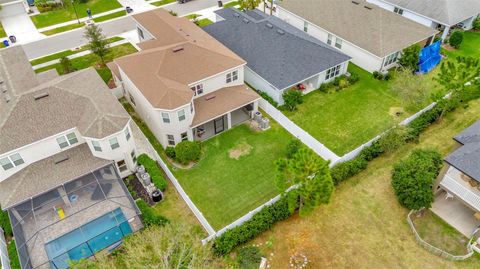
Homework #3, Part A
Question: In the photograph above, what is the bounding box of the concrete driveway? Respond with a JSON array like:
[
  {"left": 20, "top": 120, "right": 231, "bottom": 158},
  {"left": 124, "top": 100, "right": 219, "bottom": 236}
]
[{"left": 1, "top": 11, "right": 43, "bottom": 44}]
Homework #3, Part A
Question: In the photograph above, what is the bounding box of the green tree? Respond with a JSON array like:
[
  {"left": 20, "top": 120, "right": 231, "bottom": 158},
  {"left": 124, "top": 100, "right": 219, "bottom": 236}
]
[
  {"left": 398, "top": 44, "right": 420, "bottom": 71},
  {"left": 377, "top": 126, "right": 408, "bottom": 154},
  {"left": 276, "top": 147, "right": 334, "bottom": 216},
  {"left": 84, "top": 24, "right": 109, "bottom": 65},
  {"left": 239, "top": 0, "right": 261, "bottom": 10},
  {"left": 59, "top": 56, "right": 75, "bottom": 74},
  {"left": 435, "top": 57, "right": 480, "bottom": 95},
  {"left": 390, "top": 68, "right": 431, "bottom": 112},
  {"left": 391, "top": 149, "right": 443, "bottom": 210},
  {"left": 282, "top": 89, "right": 303, "bottom": 111},
  {"left": 449, "top": 31, "right": 463, "bottom": 49},
  {"left": 473, "top": 17, "right": 480, "bottom": 30}
]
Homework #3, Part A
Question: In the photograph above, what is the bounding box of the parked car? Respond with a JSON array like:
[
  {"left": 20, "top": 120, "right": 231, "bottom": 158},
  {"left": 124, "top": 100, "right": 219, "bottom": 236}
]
[{"left": 177, "top": 0, "right": 193, "bottom": 3}]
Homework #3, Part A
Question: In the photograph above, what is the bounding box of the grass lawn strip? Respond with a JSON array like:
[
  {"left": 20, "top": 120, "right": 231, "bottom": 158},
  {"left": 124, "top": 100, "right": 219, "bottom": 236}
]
[
  {"left": 174, "top": 120, "right": 294, "bottom": 230},
  {"left": 0, "top": 22, "right": 6, "bottom": 38},
  {"left": 198, "top": 18, "right": 213, "bottom": 27},
  {"left": 150, "top": 0, "right": 176, "bottom": 7},
  {"left": 93, "top": 10, "right": 127, "bottom": 23},
  {"left": 251, "top": 98, "right": 480, "bottom": 268},
  {"left": 31, "top": 0, "right": 122, "bottom": 28},
  {"left": 224, "top": 1, "right": 239, "bottom": 8},
  {"left": 41, "top": 22, "right": 85, "bottom": 36}
]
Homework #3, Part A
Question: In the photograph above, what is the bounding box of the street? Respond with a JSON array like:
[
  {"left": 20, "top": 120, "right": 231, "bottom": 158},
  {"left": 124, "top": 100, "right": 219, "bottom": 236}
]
[{"left": 23, "top": 0, "right": 221, "bottom": 59}]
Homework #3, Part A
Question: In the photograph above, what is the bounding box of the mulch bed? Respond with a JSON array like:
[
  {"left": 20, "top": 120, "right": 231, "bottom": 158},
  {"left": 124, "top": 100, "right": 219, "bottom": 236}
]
[{"left": 125, "top": 175, "right": 154, "bottom": 205}]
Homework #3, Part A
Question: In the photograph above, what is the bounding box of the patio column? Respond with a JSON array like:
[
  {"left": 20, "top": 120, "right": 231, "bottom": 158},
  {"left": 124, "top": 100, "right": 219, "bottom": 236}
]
[
  {"left": 227, "top": 113, "right": 232, "bottom": 129},
  {"left": 441, "top": 26, "right": 450, "bottom": 41}
]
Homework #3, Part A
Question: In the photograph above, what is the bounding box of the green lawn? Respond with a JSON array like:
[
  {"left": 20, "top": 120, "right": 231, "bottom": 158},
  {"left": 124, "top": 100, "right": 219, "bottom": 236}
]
[
  {"left": 443, "top": 31, "right": 480, "bottom": 59},
  {"left": 283, "top": 64, "right": 440, "bottom": 156},
  {"left": 93, "top": 10, "right": 126, "bottom": 23},
  {"left": 150, "top": 0, "right": 176, "bottom": 7},
  {"left": 174, "top": 121, "right": 293, "bottom": 230},
  {"left": 31, "top": 0, "right": 122, "bottom": 28},
  {"left": 224, "top": 1, "right": 239, "bottom": 8},
  {"left": 198, "top": 18, "right": 213, "bottom": 27},
  {"left": 0, "top": 22, "right": 6, "bottom": 38},
  {"left": 41, "top": 22, "right": 85, "bottom": 36},
  {"left": 35, "top": 43, "right": 137, "bottom": 83}
]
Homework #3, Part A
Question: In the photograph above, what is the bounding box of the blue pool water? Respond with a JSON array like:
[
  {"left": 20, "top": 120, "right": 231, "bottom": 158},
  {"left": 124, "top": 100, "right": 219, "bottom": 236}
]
[{"left": 45, "top": 208, "right": 132, "bottom": 269}]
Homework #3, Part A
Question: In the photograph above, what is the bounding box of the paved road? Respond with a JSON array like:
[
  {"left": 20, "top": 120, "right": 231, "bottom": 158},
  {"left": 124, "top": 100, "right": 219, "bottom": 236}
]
[{"left": 23, "top": 0, "right": 221, "bottom": 59}]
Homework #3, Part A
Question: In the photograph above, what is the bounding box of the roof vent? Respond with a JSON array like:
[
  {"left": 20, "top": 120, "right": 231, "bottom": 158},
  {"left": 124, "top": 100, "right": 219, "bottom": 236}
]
[
  {"left": 276, "top": 29, "right": 285, "bottom": 35},
  {"left": 266, "top": 23, "right": 273, "bottom": 28},
  {"left": 34, "top": 92, "right": 49, "bottom": 100},
  {"left": 4, "top": 94, "right": 10, "bottom": 103},
  {"left": 351, "top": 0, "right": 359, "bottom": 4},
  {"left": 54, "top": 156, "right": 70, "bottom": 165},
  {"left": 243, "top": 18, "right": 249, "bottom": 23},
  {"left": 1, "top": 86, "right": 6, "bottom": 93},
  {"left": 364, "top": 5, "right": 372, "bottom": 10},
  {"left": 233, "top": 12, "right": 240, "bottom": 17},
  {"left": 205, "top": 95, "right": 216, "bottom": 101},
  {"left": 172, "top": 46, "right": 184, "bottom": 53}
]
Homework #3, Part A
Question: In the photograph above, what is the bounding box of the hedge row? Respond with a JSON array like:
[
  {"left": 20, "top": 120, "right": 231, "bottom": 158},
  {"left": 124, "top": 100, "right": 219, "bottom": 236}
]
[
  {"left": 212, "top": 193, "right": 296, "bottom": 256},
  {"left": 136, "top": 200, "right": 169, "bottom": 227},
  {"left": 137, "top": 154, "right": 168, "bottom": 191},
  {"left": 0, "top": 210, "right": 12, "bottom": 237}
]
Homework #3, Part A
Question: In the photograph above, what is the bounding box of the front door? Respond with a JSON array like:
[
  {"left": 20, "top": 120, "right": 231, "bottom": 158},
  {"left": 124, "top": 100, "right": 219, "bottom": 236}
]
[{"left": 214, "top": 117, "right": 225, "bottom": 134}]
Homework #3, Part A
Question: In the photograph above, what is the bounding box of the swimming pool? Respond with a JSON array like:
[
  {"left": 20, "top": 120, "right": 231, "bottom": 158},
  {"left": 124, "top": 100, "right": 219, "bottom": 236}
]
[{"left": 45, "top": 208, "right": 132, "bottom": 269}]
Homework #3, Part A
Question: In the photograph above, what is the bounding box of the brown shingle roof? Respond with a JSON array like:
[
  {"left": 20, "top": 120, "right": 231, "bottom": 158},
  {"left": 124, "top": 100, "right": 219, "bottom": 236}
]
[
  {"left": 114, "top": 9, "right": 246, "bottom": 109},
  {"left": 191, "top": 85, "right": 260, "bottom": 127},
  {"left": 278, "top": 0, "right": 438, "bottom": 57}
]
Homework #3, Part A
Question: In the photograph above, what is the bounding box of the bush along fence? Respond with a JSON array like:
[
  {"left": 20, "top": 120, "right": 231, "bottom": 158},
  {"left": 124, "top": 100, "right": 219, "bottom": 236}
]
[{"left": 407, "top": 210, "right": 474, "bottom": 261}]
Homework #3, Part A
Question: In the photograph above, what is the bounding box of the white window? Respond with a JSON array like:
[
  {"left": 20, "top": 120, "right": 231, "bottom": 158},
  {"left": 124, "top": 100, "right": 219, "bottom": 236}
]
[
  {"left": 167, "top": 134, "right": 175, "bottom": 146},
  {"left": 303, "top": 21, "right": 308, "bottom": 32},
  {"left": 181, "top": 132, "right": 188, "bottom": 141},
  {"left": 394, "top": 7, "right": 403, "bottom": 15},
  {"left": 162, "top": 112, "right": 170, "bottom": 123},
  {"left": 109, "top": 137, "right": 120, "bottom": 150},
  {"left": 226, "top": 70, "right": 238, "bottom": 83},
  {"left": 125, "top": 127, "right": 131, "bottom": 141},
  {"left": 57, "top": 132, "right": 78, "bottom": 149},
  {"left": 327, "top": 34, "right": 333, "bottom": 45},
  {"left": 335, "top": 37, "right": 343, "bottom": 49},
  {"left": 384, "top": 51, "right": 399, "bottom": 67},
  {"left": 117, "top": 160, "right": 128, "bottom": 173},
  {"left": 131, "top": 150, "right": 137, "bottom": 164},
  {"left": 325, "top": 65, "right": 341, "bottom": 80},
  {"left": 92, "top": 140, "right": 102, "bottom": 152},
  {"left": 178, "top": 109, "right": 186, "bottom": 121},
  {"left": 190, "top": 84, "right": 203, "bottom": 96},
  {"left": 0, "top": 153, "right": 24, "bottom": 171}
]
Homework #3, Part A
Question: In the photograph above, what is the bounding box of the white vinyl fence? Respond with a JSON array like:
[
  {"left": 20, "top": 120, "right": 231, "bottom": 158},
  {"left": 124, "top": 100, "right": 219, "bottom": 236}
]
[{"left": 0, "top": 228, "right": 10, "bottom": 269}]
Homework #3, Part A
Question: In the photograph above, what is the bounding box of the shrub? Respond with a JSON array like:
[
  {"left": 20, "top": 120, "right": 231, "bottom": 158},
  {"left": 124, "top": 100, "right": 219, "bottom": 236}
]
[
  {"left": 136, "top": 200, "right": 169, "bottom": 227},
  {"left": 373, "top": 71, "right": 392, "bottom": 81},
  {"left": 282, "top": 89, "right": 303, "bottom": 111},
  {"left": 358, "top": 141, "right": 384, "bottom": 161},
  {"left": 449, "top": 31, "right": 463, "bottom": 49},
  {"left": 373, "top": 71, "right": 382, "bottom": 80},
  {"left": 212, "top": 194, "right": 295, "bottom": 255},
  {"left": 377, "top": 126, "right": 408, "bottom": 154},
  {"left": 174, "top": 141, "right": 201, "bottom": 164},
  {"left": 258, "top": 91, "right": 278, "bottom": 107},
  {"left": 391, "top": 149, "right": 443, "bottom": 210},
  {"left": 347, "top": 71, "right": 360, "bottom": 84},
  {"left": 330, "top": 157, "right": 368, "bottom": 185},
  {"left": 0, "top": 210, "right": 12, "bottom": 237},
  {"left": 474, "top": 17, "right": 480, "bottom": 30},
  {"left": 285, "top": 138, "right": 302, "bottom": 159},
  {"left": 238, "top": 246, "right": 262, "bottom": 269},
  {"left": 165, "top": 146, "right": 176, "bottom": 159},
  {"left": 398, "top": 44, "right": 420, "bottom": 71},
  {"left": 384, "top": 71, "right": 393, "bottom": 81},
  {"left": 137, "top": 154, "right": 168, "bottom": 191}
]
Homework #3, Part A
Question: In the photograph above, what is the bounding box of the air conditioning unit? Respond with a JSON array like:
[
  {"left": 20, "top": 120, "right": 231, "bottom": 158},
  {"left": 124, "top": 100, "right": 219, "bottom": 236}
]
[
  {"left": 136, "top": 165, "right": 146, "bottom": 175},
  {"left": 260, "top": 117, "right": 270, "bottom": 130},
  {"left": 254, "top": 111, "right": 263, "bottom": 122},
  {"left": 141, "top": 172, "right": 152, "bottom": 186}
]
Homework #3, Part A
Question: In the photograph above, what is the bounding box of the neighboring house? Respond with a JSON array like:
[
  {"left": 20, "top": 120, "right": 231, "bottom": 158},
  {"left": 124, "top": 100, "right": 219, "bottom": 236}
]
[
  {"left": 203, "top": 8, "right": 351, "bottom": 105},
  {"left": 367, "top": 0, "right": 480, "bottom": 40},
  {"left": 108, "top": 9, "right": 261, "bottom": 148},
  {"left": 0, "top": 46, "right": 142, "bottom": 269},
  {"left": 275, "top": 0, "right": 438, "bottom": 73},
  {"left": 435, "top": 121, "right": 480, "bottom": 235}
]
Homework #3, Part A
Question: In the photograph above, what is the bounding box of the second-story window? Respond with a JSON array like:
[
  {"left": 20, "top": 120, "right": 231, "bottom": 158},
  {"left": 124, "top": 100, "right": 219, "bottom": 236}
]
[
  {"left": 226, "top": 70, "right": 238, "bottom": 83},
  {"left": 162, "top": 112, "right": 170, "bottom": 123},
  {"left": 335, "top": 37, "right": 343, "bottom": 49},
  {"left": 394, "top": 7, "right": 404, "bottom": 15},
  {"left": 303, "top": 21, "right": 308, "bottom": 32},
  {"left": 327, "top": 34, "right": 333, "bottom": 45},
  {"left": 0, "top": 153, "right": 24, "bottom": 171},
  {"left": 190, "top": 84, "right": 203, "bottom": 96},
  {"left": 178, "top": 109, "right": 186, "bottom": 121},
  {"left": 57, "top": 132, "right": 78, "bottom": 149},
  {"left": 125, "top": 127, "right": 131, "bottom": 141},
  {"left": 92, "top": 140, "right": 102, "bottom": 152},
  {"left": 109, "top": 137, "right": 120, "bottom": 150}
]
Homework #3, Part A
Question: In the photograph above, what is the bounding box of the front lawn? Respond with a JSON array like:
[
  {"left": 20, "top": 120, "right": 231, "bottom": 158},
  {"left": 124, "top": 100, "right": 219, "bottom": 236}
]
[
  {"left": 443, "top": 31, "right": 480, "bottom": 59},
  {"left": 283, "top": 64, "right": 438, "bottom": 156},
  {"left": 41, "top": 22, "right": 86, "bottom": 36},
  {"left": 93, "top": 10, "right": 126, "bottom": 23},
  {"left": 150, "top": 0, "right": 176, "bottom": 7},
  {"left": 197, "top": 18, "right": 213, "bottom": 27},
  {"left": 31, "top": 0, "right": 122, "bottom": 28},
  {"left": 0, "top": 22, "right": 6, "bottom": 38},
  {"left": 174, "top": 121, "right": 293, "bottom": 230}
]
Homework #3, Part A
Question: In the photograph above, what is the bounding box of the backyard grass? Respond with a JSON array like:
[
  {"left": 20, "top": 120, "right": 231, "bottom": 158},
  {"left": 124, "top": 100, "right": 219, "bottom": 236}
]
[
  {"left": 174, "top": 120, "right": 293, "bottom": 230},
  {"left": 412, "top": 210, "right": 471, "bottom": 256},
  {"left": 282, "top": 64, "right": 439, "bottom": 156},
  {"left": 0, "top": 22, "right": 6, "bottom": 38},
  {"left": 443, "top": 31, "right": 480, "bottom": 59},
  {"left": 150, "top": 0, "right": 176, "bottom": 7},
  {"left": 35, "top": 43, "right": 137, "bottom": 83},
  {"left": 41, "top": 22, "right": 85, "bottom": 36},
  {"left": 31, "top": 0, "right": 122, "bottom": 28},
  {"left": 93, "top": 10, "right": 126, "bottom": 23},
  {"left": 197, "top": 18, "right": 213, "bottom": 27},
  {"left": 252, "top": 98, "right": 480, "bottom": 268}
]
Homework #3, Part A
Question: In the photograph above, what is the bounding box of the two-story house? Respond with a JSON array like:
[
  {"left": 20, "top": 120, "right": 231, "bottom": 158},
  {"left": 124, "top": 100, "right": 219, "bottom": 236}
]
[
  {"left": 108, "top": 9, "right": 261, "bottom": 148},
  {"left": 0, "top": 46, "right": 142, "bottom": 269}
]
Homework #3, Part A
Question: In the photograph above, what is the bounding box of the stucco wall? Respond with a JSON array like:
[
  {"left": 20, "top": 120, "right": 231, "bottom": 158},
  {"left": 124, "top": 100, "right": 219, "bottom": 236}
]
[{"left": 367, "top": 0, "right": 436, "bottom": 27}]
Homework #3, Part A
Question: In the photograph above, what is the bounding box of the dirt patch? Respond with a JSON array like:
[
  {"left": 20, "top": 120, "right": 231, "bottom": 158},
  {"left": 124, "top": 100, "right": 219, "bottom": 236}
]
[
  {"left": 169, "top": 158, "right": 196, "bottom": 169},
  {"left": 248, "top": 120, "right": 262, "bottom": 132},
  {"left": 441, "top": 44, "right": 456, "bottom": 51},
  {"left": 389, "top": 107, "right": 405, "bottom": 118},
  {"left": 229, "top": 141, "right": 252, "bottom": 160}
]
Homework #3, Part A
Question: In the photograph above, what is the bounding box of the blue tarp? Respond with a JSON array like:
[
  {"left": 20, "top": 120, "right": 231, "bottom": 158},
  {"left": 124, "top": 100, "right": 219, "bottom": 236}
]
[{"left": 418, "top": 41, "right": 442, "bottom": 73}]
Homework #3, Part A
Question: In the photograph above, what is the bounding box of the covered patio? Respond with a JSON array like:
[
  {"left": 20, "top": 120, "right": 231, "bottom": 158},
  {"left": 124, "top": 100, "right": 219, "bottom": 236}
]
[{"left": 191, "top": 84, "right": 260, "bottom": 141}]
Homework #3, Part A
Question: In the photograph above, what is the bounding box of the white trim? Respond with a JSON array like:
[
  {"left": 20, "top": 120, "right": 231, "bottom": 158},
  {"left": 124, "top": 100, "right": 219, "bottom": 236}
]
[{"left": 187, "top": 64, "right": 247, "bottom": 87}]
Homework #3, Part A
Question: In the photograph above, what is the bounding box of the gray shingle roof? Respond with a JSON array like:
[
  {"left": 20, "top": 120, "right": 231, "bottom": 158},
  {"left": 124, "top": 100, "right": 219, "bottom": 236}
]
[
  {"left": 0, "top": 46, "right": 130, "bottom": 154},
  {"left": 445, "top": 121, "right": 480, "bottom": 181},
  {"left": 204, "top": 8, "right": 351, "bottom": 91},
  {"left": 379, "top": 0, "right": 480, "bottom": 26}
]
